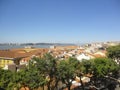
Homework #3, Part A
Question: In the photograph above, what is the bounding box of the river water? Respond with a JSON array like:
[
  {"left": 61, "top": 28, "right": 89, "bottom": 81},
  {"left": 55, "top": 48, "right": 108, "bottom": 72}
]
[
  {"left": 0, "top": 45, "right": 51, "bottom": 50},
  {"left": 0, "top": 44, "right": 75, "bottom": 50}
]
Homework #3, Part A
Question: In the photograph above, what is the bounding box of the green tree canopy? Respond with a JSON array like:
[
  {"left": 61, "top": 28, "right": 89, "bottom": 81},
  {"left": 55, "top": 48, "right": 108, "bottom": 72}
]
[
  {"left": 91, "top": 58, "right": 119, "bottom": 77},
  {"left": 56, "top": 58, "right": 79, "bottom": 90},
  {"left": 0, "top": 68, "right": 13, "bottom": 90},
  {"left": 107, "top": 45, "right": 120, "bottom": 60}
]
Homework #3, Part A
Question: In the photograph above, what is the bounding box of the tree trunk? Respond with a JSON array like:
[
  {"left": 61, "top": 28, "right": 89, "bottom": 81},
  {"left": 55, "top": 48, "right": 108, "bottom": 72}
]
[
  {"left": 47, "top": 83, "right": 51, "bottom": 90},
  {"left": 68, "top": 85, "right": 71, "bottom": 90},
  {"left": 42, "top": 86, "right": 44, "bottom": 90},
  {"left": 24, "top": 86, "right": 26, "bottom": 90},
  {"left": 67, "top": 83, "right": 71, "bottom": 90},
  {"left": 54, "top": 80, "right": 59, "bottom": 90},
  {"left": 80, "top": 76, "right": 84, "bottom": 90}
]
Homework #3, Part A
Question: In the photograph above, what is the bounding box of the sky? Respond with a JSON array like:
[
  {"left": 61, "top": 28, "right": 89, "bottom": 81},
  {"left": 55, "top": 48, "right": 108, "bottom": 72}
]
[{"left": 0, "top": 0, "right": 120, "bottom": 43}]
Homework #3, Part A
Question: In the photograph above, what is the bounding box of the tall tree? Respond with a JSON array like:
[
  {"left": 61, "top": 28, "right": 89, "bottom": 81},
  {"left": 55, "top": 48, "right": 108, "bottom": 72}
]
[
  {"left": 0, "top": 68, "right": 13, "bottom": 90},
  {"left": 91, "top": 58, "right": 119, "bottom": 77},
  {"left": 107, "top": 45, "right": 120, "bottom": 64},
  {"left": 56, "top": 58, "right": 78, "bottom": 90},
  {"left": 27, "top": 58, "right": 47, "bottom": 90},
  {"left": 32, "top": 53, "right": 58, "bottom": 90},
  {"left": 107, "top": 45, "right": 120, "bottom": 79},
  {"left": 43, "top": 53, "right": 57, "bottom": 90},
  {"left": 31, "top": 57, "right": 48, "bottom": 90}
]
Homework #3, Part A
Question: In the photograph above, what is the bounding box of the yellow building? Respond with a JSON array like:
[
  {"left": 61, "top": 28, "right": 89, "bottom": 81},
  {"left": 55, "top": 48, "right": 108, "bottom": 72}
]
[
  {"left": 0, "top": 48, "right": 48, "bottom": 69},
  {"left": 0, "top": 50, "right": 28, "bottom": 68},
  {"left": 0, "top": 58, "right": 14, "bottom": 68}
]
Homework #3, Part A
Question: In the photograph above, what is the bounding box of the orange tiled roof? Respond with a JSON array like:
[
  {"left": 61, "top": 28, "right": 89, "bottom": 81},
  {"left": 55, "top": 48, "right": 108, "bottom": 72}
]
[
  {"left": 94, "top": 54, "right": 106, "bottom": 58},
  {"left": 0, "top": 48, "right": 48, "bottom": 58}
]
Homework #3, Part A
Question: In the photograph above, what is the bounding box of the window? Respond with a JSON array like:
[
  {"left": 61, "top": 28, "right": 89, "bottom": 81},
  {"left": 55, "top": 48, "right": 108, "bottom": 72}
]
[{"left": 7, "top": 60, "right": 9, "bottom": 63}]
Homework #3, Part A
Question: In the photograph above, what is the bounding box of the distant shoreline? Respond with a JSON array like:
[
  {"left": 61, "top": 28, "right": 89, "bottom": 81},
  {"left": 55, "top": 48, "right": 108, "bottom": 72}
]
[
  {"left": 0, "top": 44, "right": 76, "bottom": 50},
  {"left": 0, "top": 43, "right": 75, "bottom": 46}
]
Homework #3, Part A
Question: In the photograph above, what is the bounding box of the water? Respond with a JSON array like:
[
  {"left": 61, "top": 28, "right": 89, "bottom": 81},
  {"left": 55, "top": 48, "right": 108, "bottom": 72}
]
[
  {"left": 0, "top": 45, "right": 51, "bottom": 50},
  {"left": 0, "top": 44, "right": 75, "bottom": 50}
]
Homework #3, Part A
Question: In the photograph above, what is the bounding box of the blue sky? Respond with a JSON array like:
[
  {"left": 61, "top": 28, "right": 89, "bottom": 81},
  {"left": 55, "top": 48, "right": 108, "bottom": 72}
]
[{"left": 0, "top": 0, "right": 120, "bottom": 43}]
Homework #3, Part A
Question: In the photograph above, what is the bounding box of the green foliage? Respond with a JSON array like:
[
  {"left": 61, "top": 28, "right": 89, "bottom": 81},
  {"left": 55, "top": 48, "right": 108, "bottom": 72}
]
[
  {"left": 0, "top": 69, "right": 13, "bottom": 90},
  {"left": 57, "top": 60, "right": 74, "bottom": 80},
  {"left": 56, "top": 58, "right": 79, "bottom": 90},
  {"left": 107, "top": 45, "right": 120, "bottom": 59},
  {"left": 68, "top": 57, "right": 79, "bottom": 68},
  {"left": 43, "top": 53, "right": 57, "bottom": 76},
  {"left": 23, "top": 59, "right": 47, "bottom": 89},
  {"left": 79, "top": 59, "right": 93, "bottom": 74},
  {"left": 30, "top": 53, "right": 58, "bottom": 90},
  {"left": 91, "top": 58, "right": 119, "bottom": 77},
  {"left": 0, "top": 52, "right": 119, "bottom": 90}
]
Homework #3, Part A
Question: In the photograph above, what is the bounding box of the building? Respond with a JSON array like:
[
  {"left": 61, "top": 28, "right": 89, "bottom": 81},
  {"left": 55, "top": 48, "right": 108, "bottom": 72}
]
[
  {"left": 76, "top": 53, "right": 91, "bottom": 61},
  {"left": 0, "top": 50, "right": 28, "bottom": 68},
  {"left": 0, "top": 48, "right": 48, "bottom": 69},
  {"left": 0, "top": 57, "right": 13, "bottom": 68}
]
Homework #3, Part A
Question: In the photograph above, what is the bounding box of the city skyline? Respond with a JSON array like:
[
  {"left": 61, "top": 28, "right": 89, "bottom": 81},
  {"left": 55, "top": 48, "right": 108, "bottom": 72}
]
[{"left": 0, "top": 0, "right": 120, "bottom": 43}]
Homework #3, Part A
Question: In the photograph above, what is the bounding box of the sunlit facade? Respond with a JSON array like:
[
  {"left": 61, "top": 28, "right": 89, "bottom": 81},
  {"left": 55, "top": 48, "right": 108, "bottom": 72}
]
[{"left": 0, "top": 58, "right": 13, "bottom": 68}]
